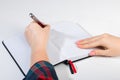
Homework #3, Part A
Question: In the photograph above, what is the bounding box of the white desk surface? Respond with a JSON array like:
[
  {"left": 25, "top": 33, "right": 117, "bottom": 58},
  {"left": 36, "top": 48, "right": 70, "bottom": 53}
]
[{"left": 1, "top": 0, "right": 120, "bottom": 80}]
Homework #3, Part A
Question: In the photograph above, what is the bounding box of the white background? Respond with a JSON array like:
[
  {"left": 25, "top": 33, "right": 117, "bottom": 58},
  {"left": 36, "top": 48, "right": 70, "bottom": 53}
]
[{"left": 1, "top": 0, "right": 120, "bottom": 80}]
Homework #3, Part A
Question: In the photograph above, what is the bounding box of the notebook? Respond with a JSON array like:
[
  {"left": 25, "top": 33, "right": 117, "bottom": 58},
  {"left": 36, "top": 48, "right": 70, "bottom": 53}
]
[{"left": 2, "top": 22, "right": 92, "bottom": 76}]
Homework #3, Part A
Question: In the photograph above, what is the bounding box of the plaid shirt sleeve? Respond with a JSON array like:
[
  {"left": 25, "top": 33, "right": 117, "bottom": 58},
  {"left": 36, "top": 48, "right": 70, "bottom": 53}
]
[{"left": 24, "top": 61, "right": 58, "bottom": 80}]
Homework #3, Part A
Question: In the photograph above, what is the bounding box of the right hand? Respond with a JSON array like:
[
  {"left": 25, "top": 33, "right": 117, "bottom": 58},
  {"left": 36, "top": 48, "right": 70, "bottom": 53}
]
[
  {"left": 76, "top": 33, "right": 120, "bottom": 57},
  {"left": 25, "top": 21, "right": 50, "bottom": 66},
  {"left": 25, "top": 21, "right": 50, "bottom": 53}
]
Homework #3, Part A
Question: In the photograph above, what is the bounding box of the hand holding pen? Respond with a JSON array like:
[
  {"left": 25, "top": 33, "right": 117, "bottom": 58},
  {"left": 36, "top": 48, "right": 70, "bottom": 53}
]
[{"left": 25, "top": 13, "right": 50, "bottom": 66}]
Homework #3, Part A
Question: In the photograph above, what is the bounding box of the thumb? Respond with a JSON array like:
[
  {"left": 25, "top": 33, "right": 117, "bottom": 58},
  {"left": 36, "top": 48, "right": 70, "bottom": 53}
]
[{"left": 89, "top": 49, "right": 109, "bottom": 56}]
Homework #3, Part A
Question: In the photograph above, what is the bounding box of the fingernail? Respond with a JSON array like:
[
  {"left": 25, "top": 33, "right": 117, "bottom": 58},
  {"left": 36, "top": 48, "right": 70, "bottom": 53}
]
[{"left": 89, "top": 51, "right": 96, "bottom": 56}]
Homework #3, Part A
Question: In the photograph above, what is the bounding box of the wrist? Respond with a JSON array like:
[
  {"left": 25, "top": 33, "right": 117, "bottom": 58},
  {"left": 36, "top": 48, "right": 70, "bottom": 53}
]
[
  {"left": 32, "top": 46, "right": 46, "bottom": 53},
  {"left": 31, "top": 48, "right": 49, "bottom": 66}
]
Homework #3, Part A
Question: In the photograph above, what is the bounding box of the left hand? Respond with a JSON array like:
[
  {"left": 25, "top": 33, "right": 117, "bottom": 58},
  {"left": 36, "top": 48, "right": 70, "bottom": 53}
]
[{"left": 76, "top": 33, "right": 120, "bottom": 57}]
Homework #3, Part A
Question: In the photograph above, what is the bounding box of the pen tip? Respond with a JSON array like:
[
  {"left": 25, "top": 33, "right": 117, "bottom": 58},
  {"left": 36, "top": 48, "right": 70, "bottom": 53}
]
[{"left": 29, "top": 13, "right": 33, "bottom": 17}]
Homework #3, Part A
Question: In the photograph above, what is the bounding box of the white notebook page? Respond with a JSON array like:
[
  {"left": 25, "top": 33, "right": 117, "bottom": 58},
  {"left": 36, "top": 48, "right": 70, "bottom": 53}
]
[{"left": 3, "top": 22, "right": 92, "bottom": 75}]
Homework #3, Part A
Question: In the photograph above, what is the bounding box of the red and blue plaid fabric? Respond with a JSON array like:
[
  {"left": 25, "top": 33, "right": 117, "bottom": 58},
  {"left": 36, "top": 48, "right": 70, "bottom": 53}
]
[{"left": 24, "top": 61, "right": 58, "bottom": 80}]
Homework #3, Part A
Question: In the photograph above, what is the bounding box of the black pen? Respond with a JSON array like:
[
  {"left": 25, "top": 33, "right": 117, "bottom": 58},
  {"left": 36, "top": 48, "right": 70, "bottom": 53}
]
[{"left": 29, "top": 13, "right": 46, "bottom": 28}]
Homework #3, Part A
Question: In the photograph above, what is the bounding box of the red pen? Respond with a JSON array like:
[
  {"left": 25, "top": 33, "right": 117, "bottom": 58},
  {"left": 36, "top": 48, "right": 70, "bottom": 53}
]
[{"left": 29, "top": 13, "right": 46, "bottom": 28}]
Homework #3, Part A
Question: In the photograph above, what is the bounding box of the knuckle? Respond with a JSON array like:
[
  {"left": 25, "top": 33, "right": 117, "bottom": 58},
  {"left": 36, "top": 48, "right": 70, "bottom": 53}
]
[
  {"left": 29, "top": 22, "right": 34, "bottom": 26},
  {"left": 30, "top": 22, "right": 37, "bottom": 27},
  {"left": 102, "top": 50, "right": 110, "bottom": 56},
  {"left": 94, "top": 50, "right": 100, "bottom": 56},
  {"left": 98, "top": 38, "right": 105, "bottom": 45},
  {"left": 100, "top": 33, "right": 110, "bottom": 44},
  {"left": 85, "top": 43, "right": 93, "bottom": 48},
  {"left": 83, "top": 44, "right": 89, "bottom": 48},
  {"left": 46, "top": 24, "right": 50, "bottom": 27},
  {"left": 102, "top": 33, "right": 109, "bottom": 38},
  {"left": 106, "top": 50, "right": 111, "bottom": 56},
  {"left": 45, "top": 25, "right": 51, "bottom": 29},
  {"left": 47, "top": 25, "right": 51, "bottom": 29},
  {"left": 101, "top": 52, "right": 105, "bottom": 56}
]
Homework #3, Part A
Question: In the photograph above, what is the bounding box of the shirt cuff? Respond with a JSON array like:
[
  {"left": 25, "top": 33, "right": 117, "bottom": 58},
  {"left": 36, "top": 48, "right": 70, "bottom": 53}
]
[{"left": 24, "top": 61, "right": 58, "bottom": 80}]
